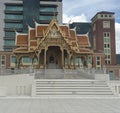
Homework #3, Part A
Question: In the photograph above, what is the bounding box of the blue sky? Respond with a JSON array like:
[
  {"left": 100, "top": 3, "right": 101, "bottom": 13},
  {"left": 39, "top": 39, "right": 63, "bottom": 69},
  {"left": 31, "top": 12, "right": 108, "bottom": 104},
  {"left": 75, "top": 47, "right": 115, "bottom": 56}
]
[
  {"left": 63, "top": 0, "right": 120, "bottom": 23},
  {"left": 63, "top": 0, "right": 120, "bottom": 54}
]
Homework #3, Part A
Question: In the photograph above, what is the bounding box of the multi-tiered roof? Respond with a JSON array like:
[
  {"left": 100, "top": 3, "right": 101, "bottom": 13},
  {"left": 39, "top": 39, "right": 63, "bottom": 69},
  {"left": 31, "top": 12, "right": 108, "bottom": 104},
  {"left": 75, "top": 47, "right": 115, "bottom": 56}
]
[{"left": 13, "top": 19, "right": 92, "bottom": 54}]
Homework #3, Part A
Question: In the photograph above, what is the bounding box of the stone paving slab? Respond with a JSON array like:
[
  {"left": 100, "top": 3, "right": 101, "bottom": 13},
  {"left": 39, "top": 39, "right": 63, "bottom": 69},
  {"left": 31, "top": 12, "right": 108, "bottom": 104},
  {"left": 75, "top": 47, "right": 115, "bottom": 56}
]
[{"left": 0, "top": 97, "right": 120, "bottom": 113}]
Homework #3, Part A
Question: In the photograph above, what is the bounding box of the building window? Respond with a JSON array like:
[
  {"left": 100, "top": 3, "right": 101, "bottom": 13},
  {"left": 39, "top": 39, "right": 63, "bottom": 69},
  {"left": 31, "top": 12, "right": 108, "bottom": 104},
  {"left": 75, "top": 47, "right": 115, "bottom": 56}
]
[
  {"left": 40, "top": 7, "right": 57, "bottom": 12},
  {"left": 6, "top": 5, "right": 23, "bottom": 11},
  {"left": 104, "top": 32, "right": 110, "bottom": 37},
  {"left": 22, "top": 56, "right": 32, "bottom": 64},
  {"left": 1, "top": 55, "right": 6, "bottom": 67},
  {"left": 103, "top": 32, "right": 111, "bottom": 65},
  {"left": 39, "top": 15, "right": 56, "bottom": 21},
  {"left": 104, "top": 32, "right": 110, "bottom": 38},
  {"left": 96, "top": 56, "right": 101, "bottom": 69},
  {"left": 10, "top": 56, "right": 17, "bottom": 67},
  {"left": 5, "top": 23, "right": 23, "bottom": 29},
  {"left": 11, "top": 56, "right": 17, "bottom": 63},
  {"left": 108, "top": 55, "right": 110, "bottom": 59},
  {"left": 103, "top": 21, "right": 110, "bottom": 28},
  {"left": 105, "top": 14, "right": 107, "bottom": 17},
  {"left": 5, "top": 31, "right": 15, "bottom": 37},
  {"left": 4, "top": 40, "right": 15, "bottom": 46},
  {"left": 5, "top": 14, "right": 23, "bottom": 20}
]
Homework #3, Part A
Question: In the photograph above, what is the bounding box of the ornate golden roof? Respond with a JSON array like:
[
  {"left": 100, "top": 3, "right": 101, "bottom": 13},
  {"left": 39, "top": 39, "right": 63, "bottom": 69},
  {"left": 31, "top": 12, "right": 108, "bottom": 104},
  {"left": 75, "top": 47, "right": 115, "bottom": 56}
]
[{"left": 13, "top": 19, "right": 92, "bottom": 55}]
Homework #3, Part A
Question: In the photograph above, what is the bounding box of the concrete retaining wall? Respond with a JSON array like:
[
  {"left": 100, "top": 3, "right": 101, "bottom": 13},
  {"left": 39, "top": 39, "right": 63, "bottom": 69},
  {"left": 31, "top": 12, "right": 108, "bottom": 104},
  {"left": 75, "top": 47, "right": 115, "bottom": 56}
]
[{"left": 0, "top": 74, "right": 34, "bottom": 96}]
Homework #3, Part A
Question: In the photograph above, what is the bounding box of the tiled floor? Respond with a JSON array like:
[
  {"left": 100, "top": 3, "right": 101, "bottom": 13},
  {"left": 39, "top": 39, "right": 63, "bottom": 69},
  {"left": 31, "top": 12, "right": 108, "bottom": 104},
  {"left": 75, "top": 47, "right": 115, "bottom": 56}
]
[{"left": 0, "top": 97, "right": 120, "bottom": 113}]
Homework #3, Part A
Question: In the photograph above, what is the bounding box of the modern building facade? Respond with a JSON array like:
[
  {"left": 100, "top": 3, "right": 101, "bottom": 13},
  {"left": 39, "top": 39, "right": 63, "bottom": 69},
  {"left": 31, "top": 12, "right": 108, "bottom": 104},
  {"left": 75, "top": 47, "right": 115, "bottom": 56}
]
[{"left": 0, "top": 0, "right": 62, "bottom": 51}]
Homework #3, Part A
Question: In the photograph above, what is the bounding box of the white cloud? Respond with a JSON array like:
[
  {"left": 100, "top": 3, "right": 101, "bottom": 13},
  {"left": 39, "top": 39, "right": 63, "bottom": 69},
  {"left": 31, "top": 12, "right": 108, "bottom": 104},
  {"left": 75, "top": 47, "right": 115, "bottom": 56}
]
[
  {"left": 115, "top": 23, "right": 120, "bottom": 54},
  {"left": 63, "top": 0, "right": 120, "bottom": 22},
  {"left": 63, "top": 13, "right": 88, "bottom": 23}
]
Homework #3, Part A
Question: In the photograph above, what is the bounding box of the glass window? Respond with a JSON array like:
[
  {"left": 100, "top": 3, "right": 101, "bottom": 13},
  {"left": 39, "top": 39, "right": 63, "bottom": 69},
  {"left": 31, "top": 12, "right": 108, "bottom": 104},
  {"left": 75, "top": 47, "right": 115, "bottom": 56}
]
[
  {"left": 1, "top": 55, "right": 6, "bottom": 67},
  {"left": 108, "top": 49, "right": 111, "bottom": 54},
  {"left": 6, "top": 5, "right": 23, "bottom": 11},
  {"left": 11, "top": 56, "right": 17, "bottom": 63},
  {"left": 104, "top": 49, "right": 107, "bottom": 54},
  {"left": 104, "top": 38, "right": 106, "bottom": 42},
  {"left": 97, "top": 61, "right": 100, "bottom": 65},
  {"left": 2, "top": 61, "right": 5, "bottom": 65},
  {"left": 4, "top": 40, "right": 15, "bottom": 46},
  {"left": 97, "top": 56, "right": 100, "bottom": 60},
  {"left": 104, "top": 32, "right": 106, "bottom": 37},
  {"left": 107, "top": 32, "right": 110, "bottom": 37},
  {"left": 108, "top": 61, "right": 110, "bottom": 64},
  {"left": 2, "top": 55, "right": 5, "bottom": 60},
  {"left": 104, "top": 44, "right": 106, "bottom": 48},
  {"left": 96, "top": 56, "right": 101, "bottom": 66},
  {"left": 5, "top": 14, "right": 23, "bottom": 20},
  {"left": 5, "top": 32, "right": 15, "bottom": 37},
  {"left": 108, "top": 55, "right": 110, "bottom": 59},
  {"left": 5, "top": 23, "right": 23, "bottom": 28},
  {"left": 22, "top": 56, "right": 32, "bottom": 63},
  {"left": 40, "top": 15, "right": 56, "bottom": 21},
  {"left": 103, "top": 32, "right": 110, "bottom": 38},
  {"left": 40, "top": 7, "right": 57, "bottom": 12}
]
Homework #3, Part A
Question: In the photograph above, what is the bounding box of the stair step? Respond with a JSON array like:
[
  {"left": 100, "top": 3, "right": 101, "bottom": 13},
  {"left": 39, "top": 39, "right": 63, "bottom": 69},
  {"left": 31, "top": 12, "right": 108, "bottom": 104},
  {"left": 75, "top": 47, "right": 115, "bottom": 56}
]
[
  {"left": 36, "top": 89, "right": 112, "bottom": 92},
  {"left": 36, "top": 87, "right": 111, "bottom": 89},
  {"left": 35, "top": 84, "right": 109, "bottom": 87},
  {"left": 35, "top": 91, "right": 113, "bottom": 95}
]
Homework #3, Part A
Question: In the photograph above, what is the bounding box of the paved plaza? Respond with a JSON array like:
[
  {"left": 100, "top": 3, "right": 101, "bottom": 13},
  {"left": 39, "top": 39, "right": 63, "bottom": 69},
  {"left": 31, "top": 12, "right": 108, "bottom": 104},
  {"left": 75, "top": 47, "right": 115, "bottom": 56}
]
[{"left": 0, "top": 97, "right": 120, "bottom": 113}]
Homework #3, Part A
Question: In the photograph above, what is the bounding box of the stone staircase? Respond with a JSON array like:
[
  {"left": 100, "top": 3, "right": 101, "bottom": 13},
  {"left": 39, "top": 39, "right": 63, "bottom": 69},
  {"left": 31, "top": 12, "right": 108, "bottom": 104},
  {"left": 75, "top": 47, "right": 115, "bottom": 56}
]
[{"left": 32, "top": 79, "right": 115, "bottom": 97}]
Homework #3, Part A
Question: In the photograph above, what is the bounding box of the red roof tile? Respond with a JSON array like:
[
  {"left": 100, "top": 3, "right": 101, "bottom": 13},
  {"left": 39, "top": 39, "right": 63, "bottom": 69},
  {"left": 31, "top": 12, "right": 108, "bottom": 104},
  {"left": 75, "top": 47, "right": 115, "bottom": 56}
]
[
  {"left": 16, "top": 35, "right": 28, "bottom": 46},
  {"left": 30, "top": 29, "right": 36, "bottom": 40},
  {"left": 77, "top": 35, "right": 90, "bottom": 47},
  {"left": 60, "top": 26, "right": 69, "bottom": 38},
  {"left": 37, "top": 26, "right": 48, "bottom": 37}
]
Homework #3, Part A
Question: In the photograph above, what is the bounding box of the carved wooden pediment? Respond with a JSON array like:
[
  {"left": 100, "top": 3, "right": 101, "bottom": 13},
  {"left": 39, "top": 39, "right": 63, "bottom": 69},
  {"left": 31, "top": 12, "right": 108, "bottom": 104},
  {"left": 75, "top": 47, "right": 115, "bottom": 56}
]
[{"left": 47, "top": 25, "right": 62, "bottom": 39}]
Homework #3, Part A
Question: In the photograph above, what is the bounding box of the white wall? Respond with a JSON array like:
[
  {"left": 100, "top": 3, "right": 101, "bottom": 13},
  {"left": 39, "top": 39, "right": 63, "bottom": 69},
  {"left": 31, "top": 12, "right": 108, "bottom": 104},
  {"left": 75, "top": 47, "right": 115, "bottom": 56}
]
[
  {"left": 0, "top": 74, "right": 34, "bottom": 96},
  {"left": 94, "top": 74, "right": 109, "bottom": 82}
]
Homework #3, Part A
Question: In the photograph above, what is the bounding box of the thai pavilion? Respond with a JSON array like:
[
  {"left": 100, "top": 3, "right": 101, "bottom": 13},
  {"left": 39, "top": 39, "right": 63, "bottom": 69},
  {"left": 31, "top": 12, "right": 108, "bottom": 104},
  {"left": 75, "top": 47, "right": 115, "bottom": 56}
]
[{"left": 13, "top": 19, "right": 93, "bottom": 69}]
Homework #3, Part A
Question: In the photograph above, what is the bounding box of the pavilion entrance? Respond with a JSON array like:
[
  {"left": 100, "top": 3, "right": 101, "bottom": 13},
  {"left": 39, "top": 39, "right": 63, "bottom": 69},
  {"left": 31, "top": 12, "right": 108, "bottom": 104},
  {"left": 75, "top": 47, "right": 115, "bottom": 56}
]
[{"left": 46, "top": 46, "right": 61, "bottom": 69}]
